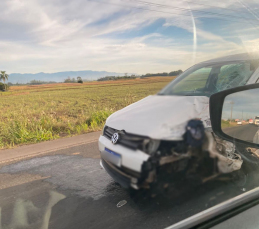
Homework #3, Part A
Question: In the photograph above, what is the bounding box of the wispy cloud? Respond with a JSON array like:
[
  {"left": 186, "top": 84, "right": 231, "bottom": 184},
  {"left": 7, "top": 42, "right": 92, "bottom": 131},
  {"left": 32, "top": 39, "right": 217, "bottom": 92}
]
[{"left": 0, "top": 0, "right": 258, "bottom": 74}]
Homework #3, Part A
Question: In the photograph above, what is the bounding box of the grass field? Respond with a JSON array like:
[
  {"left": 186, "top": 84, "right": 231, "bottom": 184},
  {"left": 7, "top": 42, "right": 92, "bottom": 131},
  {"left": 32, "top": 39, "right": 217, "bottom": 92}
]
[
  {"left": 221, "top": 120, "right": 238, "bottom": 129},
  {"left": 0, "top": 77, "right": 175, "bottom": 148}
]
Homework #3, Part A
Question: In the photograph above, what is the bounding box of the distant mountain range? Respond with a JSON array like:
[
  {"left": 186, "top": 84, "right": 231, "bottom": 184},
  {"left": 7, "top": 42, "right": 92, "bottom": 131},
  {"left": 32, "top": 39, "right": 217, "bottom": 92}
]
[{"left": 8, "top": 70, "right": 123, "bottom": 84}]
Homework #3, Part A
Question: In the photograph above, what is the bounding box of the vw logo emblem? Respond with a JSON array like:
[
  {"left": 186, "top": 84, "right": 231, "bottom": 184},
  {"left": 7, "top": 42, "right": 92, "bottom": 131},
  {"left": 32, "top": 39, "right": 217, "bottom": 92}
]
[{"left": 111, "top": 133, "right": 119, "bottom": 144}]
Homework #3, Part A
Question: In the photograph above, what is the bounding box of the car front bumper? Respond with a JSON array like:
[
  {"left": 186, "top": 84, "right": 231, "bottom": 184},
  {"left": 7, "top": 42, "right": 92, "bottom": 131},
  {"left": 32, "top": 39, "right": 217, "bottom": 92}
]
[
  {"left": 98, "top": 135, "right": 149, "bottom": 172},
  {"left": 100, "top": 158, "right": 139, "bottom": 189},
  {"left": 98, "top": 135, "right": 150, "bottom": 189}
]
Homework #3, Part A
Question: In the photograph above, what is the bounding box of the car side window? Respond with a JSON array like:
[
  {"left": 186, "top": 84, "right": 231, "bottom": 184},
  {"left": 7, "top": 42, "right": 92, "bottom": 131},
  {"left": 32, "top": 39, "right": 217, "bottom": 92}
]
[{"left": 172, "top": 67, "right": 212, "bottom": 93}]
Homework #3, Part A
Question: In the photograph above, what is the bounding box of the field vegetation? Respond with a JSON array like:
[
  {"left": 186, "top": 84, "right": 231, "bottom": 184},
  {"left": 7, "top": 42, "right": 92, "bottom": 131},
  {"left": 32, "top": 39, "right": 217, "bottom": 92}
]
[
  {"left": 0, "top": 76, "right": 175, "bottom": 148},
  {"left": 221, "top": 120, "right": 238, "bottom": 129}
]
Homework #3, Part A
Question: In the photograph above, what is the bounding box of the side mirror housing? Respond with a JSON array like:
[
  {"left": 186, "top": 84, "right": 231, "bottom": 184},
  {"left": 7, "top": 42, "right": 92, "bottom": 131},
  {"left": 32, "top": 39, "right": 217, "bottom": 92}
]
[{"left": 210, "top": 83, "right": 259, "bottom": 148}]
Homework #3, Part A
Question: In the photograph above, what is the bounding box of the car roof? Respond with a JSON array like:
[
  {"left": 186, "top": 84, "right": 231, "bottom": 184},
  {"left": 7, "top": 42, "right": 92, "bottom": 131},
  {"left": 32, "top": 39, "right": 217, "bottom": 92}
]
[{"left": 200, "top": 52, "right": 259, "bottom": 64}]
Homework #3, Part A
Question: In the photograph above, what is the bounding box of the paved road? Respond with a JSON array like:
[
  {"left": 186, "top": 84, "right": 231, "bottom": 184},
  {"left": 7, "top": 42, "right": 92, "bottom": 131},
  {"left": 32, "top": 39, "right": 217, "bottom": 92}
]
[
  {"left": 223, "top": 124, "right": 259, "bottom": 143},
  {"left": 0, "top": 136, "right": 258, "bottom": 229}
]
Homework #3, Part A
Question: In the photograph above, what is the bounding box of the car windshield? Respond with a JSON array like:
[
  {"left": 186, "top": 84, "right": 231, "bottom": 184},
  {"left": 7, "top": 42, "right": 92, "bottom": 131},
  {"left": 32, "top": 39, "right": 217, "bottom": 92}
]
[{"left": 159, "top": 60, "right": 258, "bottom": 96}]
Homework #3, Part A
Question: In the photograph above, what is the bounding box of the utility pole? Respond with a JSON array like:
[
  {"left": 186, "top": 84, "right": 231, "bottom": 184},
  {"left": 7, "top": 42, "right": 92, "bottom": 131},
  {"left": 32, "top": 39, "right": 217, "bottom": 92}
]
[{"left": 230, "top": 101, "right": 234, "bottom": 123}]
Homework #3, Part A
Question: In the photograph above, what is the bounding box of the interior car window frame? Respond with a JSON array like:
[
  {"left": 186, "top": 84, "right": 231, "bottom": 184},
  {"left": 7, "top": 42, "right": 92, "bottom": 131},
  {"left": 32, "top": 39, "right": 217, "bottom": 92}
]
[
  {"left": 204, "top": 65, "right": 221, "bottom": 92},
  {"left": 210, "top": 83, "right": 259, "bottom": 148}
]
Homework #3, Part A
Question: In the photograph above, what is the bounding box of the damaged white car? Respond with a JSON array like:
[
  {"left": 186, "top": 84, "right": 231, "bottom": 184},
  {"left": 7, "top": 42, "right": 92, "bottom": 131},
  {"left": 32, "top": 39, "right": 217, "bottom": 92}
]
[{"left": 98, "top": 53, "right": 259, "bottom": 192}]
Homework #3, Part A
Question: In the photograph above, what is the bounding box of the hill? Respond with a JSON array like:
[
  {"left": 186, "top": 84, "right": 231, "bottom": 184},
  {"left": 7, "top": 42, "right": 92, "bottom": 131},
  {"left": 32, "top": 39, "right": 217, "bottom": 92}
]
[{"left": 8, "top": 70, "right": 123, "bottom": 84}]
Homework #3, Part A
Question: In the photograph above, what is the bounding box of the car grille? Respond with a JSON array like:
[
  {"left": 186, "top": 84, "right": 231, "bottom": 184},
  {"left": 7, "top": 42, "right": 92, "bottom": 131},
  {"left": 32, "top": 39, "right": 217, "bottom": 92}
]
[{"left": 103, "top": 126, "right": 148, "bottom": 150}]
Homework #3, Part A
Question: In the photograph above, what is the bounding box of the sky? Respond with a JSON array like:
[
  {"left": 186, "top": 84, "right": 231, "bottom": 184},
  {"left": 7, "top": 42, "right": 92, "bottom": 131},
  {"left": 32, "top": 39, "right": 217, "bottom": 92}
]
[
  {"left": 0, "top": 0, "right": 259, "bottom": 74},
  {"left": 222, "top": 88, "right": 259, "bottom": 120}
]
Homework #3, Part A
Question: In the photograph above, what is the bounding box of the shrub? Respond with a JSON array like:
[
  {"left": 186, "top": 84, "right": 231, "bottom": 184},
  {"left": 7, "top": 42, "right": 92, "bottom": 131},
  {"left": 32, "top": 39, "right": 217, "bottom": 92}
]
[
  {"left": 0, "top": 83, "right": 8, "bottom": 91},
  {"left": 86, "top": 110, "right": 113, "bottom": 130},
  {"left": 77, "top": 77, "right": 83, "bottom": 83}
]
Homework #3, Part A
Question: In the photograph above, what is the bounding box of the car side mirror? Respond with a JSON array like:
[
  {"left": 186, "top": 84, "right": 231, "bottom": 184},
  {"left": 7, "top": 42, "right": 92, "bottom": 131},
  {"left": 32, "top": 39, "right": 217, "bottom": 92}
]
[{"left": 210, "top": 83, "right": 259, "bottom": 148}]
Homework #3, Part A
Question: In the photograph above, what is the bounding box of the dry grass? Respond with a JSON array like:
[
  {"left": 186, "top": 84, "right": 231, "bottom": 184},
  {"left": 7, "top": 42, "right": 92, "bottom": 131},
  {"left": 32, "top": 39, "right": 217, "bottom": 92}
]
[{"left": 0, "top": 76, "right": 175, "bottom": 148}]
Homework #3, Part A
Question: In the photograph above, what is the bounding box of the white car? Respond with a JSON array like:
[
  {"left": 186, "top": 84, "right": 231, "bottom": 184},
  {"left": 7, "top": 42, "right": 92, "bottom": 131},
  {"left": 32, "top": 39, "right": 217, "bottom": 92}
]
[
  {"left": 237, "top": 121, "right": 242, "bottom": 125},
  {"left": 98, "top": 53, "right": 259, "bottom": 190}
]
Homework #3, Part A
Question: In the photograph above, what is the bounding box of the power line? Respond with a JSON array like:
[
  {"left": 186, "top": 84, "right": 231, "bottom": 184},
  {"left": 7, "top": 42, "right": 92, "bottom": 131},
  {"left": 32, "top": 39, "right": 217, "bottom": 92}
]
[
  {"left": 170, "top": 0, "right": 252, "bottom": 16},
  {"left": 130, "top": 0, "right": 259, "bottom": 30},
  {"left": 236, "top": 0, "right": 259, "bottom": 21},
  {"left": 128, "top": 0, "right": 258, "bottom": 21},
  {"left": 87, "top": 0, "right": 259, "bottom": 24}
]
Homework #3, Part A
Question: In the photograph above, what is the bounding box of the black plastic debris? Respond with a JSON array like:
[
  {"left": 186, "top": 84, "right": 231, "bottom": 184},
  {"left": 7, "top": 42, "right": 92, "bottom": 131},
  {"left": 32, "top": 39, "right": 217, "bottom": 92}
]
[{"left": 184, "top": 119, "right": 205, "bottom": 147}]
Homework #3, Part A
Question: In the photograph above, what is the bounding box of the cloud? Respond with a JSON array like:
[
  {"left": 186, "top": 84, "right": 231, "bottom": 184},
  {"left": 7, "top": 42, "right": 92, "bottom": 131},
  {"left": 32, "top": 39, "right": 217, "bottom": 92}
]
[
  {"left": 242, "top": 38, "right": 259, "bottom": 53},
  {"left": 0, "top": 0, "right": 258, "bottom": 74}
]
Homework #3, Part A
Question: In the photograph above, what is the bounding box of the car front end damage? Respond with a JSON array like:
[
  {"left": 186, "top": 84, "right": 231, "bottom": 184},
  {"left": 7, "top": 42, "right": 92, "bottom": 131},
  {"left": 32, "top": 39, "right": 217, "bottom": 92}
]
[
  {"left": 99, "top": 121, "right": 243, "bottom": 192},
  {"left": 98, "top": 54, "right": 259, "bottom": 193}
]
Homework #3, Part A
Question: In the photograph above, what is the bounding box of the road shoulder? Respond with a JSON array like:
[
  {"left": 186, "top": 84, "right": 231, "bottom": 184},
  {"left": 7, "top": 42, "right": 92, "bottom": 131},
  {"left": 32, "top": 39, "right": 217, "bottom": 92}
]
[{"left": 0, "top": 131, "right": 101, "bottom": 164}]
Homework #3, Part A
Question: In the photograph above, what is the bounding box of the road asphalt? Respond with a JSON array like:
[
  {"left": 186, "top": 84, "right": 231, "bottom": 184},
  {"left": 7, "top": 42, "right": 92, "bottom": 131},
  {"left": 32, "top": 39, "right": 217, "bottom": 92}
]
[
  {"left": 0, "top": 132, "right": 258, "bottom": 229},
  {"left": 223, "top": 124, "right": 259, "bottom": 143}
]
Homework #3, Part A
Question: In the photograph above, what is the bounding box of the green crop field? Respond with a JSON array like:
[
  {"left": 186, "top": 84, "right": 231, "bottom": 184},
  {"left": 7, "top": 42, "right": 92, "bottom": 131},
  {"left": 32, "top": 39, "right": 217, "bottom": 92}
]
[
  {"left": 0, "top": 77, "right": 175, "bottom": 148},
  {"left": 221, "top": 120, "right": 238, "bottom": 129}
]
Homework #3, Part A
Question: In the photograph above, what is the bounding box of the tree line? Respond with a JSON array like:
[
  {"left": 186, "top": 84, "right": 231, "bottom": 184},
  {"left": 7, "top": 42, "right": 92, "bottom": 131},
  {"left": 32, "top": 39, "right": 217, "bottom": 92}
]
[
  {"left": 29, "top": 80, "right": 57, "bottom": 85},
  {"left": 140, "top": 70, "right": 183, "bottom": 78},
  {"left": 97, "top": 75, "right": 136, "bottom": 81},
  {"left": 0, "top": 69, "right": 183, "bottom": 88},
  {"left": 97, "top": 70, "right": 183, "bottom": 81},
  {"left": 64, "top": 76, "right": 83, "bottom": 83},
  {"left": 8, "top": 77, "right": 84, "bottom": 86}
]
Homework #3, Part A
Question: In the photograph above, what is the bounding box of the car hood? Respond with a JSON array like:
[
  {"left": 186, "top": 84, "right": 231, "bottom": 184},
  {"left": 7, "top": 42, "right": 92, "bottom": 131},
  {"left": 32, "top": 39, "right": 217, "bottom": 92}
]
[{"left": 106, "top": 95, "right": 211, "bottom": 140}]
